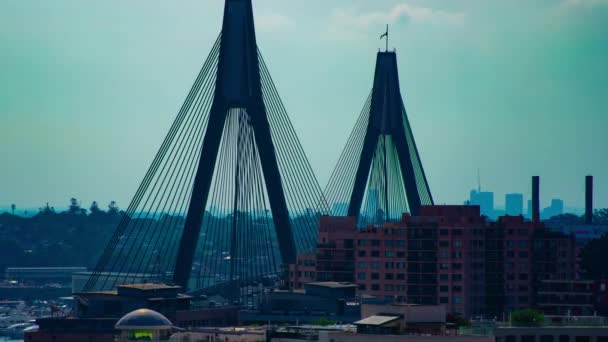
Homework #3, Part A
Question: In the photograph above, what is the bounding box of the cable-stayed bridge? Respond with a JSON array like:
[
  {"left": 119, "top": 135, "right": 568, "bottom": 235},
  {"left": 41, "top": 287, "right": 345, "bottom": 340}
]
[{"left": 84, "top": 0, "right": 328, "bottom": 294}]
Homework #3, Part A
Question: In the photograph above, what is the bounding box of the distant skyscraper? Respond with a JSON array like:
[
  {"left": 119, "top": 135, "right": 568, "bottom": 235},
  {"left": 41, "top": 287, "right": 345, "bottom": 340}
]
[
  {"left": 543, "top": 199, "right": 564, "bottom": 219},
  {"left": 505, "top": 193, "right": 524, "bottom": 216},
  {"left": 470, "top": 190, "right": 494, "bottom": 217}
]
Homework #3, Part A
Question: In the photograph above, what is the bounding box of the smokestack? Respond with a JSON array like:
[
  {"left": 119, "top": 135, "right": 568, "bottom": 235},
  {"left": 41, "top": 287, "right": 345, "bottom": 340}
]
[
  {"left": 586, "top": 175, "right": 593, "bottom": 225},
  {"left": 532, "top": 176, "right": 540, "bottom": 223}
]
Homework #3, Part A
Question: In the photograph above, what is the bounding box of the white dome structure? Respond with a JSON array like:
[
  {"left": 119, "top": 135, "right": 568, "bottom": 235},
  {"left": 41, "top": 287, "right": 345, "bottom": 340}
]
[{"left": 115, "top": 309, "right": 173, "bottom": 341}]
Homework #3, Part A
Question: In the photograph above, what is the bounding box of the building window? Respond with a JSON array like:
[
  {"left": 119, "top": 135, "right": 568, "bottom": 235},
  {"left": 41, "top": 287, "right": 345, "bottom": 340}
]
[
  {"left": 371, "top": 251, "right": 380, "bottom": 257},
  {"left": 397, "top": 240, "right": 406, "bottom": 247},
  {"left": 518, "top": 251, "right": 529, "bottom": 258},
  {"left": 396, "top": 262, "right": 406, "bottom": 269},
  {"left": 440, "top": 285, "right": 449, "bottom": 292},
  {"left": 357, "top": 272, "right": 366, "bottom": 280},
  {"left": 440, "top": 274, "right": 449, "bottom": 281},
  {"left": 385, "top": 262, "right": 394, "bottom": 269},
  {"left": 518, "top": 240, "right": 528, "bottom": 248},
  {"left": 440, "top": 297, "right": 449, "bottom": 304},
  {"left": 440, "top": 241, "right": 449, "bottom": 247},
  {"left": 453, "top": 296, "right": 462, "bottom": 304},
  {"left": 371, "top": 240, "right": 380, "bottom": 246},
  {"left": 385, "top": 251, "right": 394, "bottom": 257},
  {"left": 518, "top": 274, "right": 528, "bottom": 280},
  {"left": 371, "top": 262, "right": 380, "bottom": 269},
  {"left": 357, "top": 262, "right": 366, "bottom": 269},
  {"left": 385, "top": 284, "right": 394, "bottom": 291},
  {"left": 358, "top": 251, "right": 366, "bottom": 257},
  {"left": 385, "top": 273, "right": 394, "bottom": 280},
  {"left": 440, "top": 229, "right": 449, "bottom": 235},
  {"left": 452, "top": 251, "right": 462, "bottom": 259},
  {"left": 371, "top": 284, "right": 380, "bottom": 291},
  {"left": 439, "top": 251, "right": 449, "bottom": 259},
  {"left": 371, "top": 273, "right": 380, "bottom": 280},
  {"left": 452, "top": 274, "right": 463, "bottom": 281},
  {"left": 453, "top": 286, "right": 462, "bottom": 292},
  {"left": 440, "top": 263, "right": 449, "bottom": 270},
  {"left": 453, "top": 263, "right": 462, "bottom": 270},
  {"left": 358, "top": 239, "right": 367, "bottom": 246},
  {"left": 385, "top": 240, "right": 394, "bottom": 247},
  {"left": 397, "top": 273, "right": 406, "bottom": 280},
  {"left": 453, "top": 229, "right": 463, "bottom": 236},
  {"left": 344, "top": 239, "right": 354, "bottom": 248},
  {"left": 397, "top": 252, "right": 406, "bottom": 258},
  {"left": 453, "top": 240, "right": 462, "bottom": 248}
]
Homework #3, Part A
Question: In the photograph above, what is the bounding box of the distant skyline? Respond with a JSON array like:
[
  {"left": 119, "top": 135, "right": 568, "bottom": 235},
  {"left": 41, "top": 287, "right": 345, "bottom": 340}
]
[{"left": 1, "top": 0, "right": 607, "bottom": 209}]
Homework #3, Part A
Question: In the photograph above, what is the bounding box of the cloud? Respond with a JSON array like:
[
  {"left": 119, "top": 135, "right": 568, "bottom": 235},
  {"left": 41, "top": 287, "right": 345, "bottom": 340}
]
[
  {"left": 255, "top": 12, "right": 295, "bottom": 32},
  {"left": 325, "top": 2, "right": 465, "bottom": 41}
]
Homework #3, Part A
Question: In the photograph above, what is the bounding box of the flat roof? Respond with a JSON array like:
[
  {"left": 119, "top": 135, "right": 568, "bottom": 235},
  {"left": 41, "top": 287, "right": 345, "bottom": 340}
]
[
  {"left": 305, "top": 282, "right": 358, "bottom": 289},
  {"left": 355, "top": 315, "right": 400, "bottom": 326},
  {"left": 6, "top": 267, "right": 87, "bottom": 270},
  {"left": 118, "top": 283, "right": 181, "bottom": 291}
]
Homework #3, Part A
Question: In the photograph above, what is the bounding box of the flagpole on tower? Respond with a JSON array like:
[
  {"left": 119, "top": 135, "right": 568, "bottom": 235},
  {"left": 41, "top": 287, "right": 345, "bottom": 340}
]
[
  {"left": 386, "top": 24, "right": 389, "bottom": 51},
  {"left": 380, "top": 24, "right": 389, "bottom": 52}
]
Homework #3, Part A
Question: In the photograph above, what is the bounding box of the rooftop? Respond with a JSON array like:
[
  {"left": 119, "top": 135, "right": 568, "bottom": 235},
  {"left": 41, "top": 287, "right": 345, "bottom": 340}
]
[
  {"left": 115, "top": 309, "right": 172, "bottom": 330},
  {"left": 117, "top": 283, "right": 181, "bottom": 291},
  {"left": 306, "top": 282, "right": 358, "bottom": 289},
  {"left": 355, "top": 315, "right": 400, "bottom": 326}
]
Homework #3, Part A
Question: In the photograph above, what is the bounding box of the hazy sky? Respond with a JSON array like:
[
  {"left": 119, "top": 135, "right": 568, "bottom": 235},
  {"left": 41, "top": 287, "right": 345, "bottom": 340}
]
[{"left": 1, "top": 0, "right": 607, "bottom": 211}]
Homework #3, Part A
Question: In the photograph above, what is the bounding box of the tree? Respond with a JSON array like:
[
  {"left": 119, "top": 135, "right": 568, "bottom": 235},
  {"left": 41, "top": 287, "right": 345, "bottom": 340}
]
[
  {"left": 310, "top": 318, "right": 336, "bottom": 326},
  {"left": 595, "top": 208, "right": 608, "bottom": 225},
  {"left": 447, "top": 314, "right": 471, "bottom": 327},
  {"left": 580, "top": 233, "right": 608, "bottom": 279},
  {"left": 108, "top": 201, "right": 119, "bottom": 216},
  {"left": 10, "top": 204, "right": 15, "bottom": 215},
  {"left": 40, "top": 202, "right": 55, "bottom": 215},
  {"left": 68, "top": 198, "right": 81, "bottom": 214},
  {"left": 90, "top": 201, "right": 102, "bottom": 215},
  {"left": 511, "top": 309, "right": 544, "bottom": 326}
]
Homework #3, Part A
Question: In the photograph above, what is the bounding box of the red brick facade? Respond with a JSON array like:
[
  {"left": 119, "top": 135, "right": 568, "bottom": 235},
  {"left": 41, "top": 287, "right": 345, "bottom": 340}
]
[{"left": 287, "top": 205, "right": 576, "bottom": 318}]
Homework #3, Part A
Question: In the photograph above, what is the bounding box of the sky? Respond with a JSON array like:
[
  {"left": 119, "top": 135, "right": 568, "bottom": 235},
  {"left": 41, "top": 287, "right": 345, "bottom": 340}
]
[{"left": 1, "top": 0, "right": 607, "bottom": 212}]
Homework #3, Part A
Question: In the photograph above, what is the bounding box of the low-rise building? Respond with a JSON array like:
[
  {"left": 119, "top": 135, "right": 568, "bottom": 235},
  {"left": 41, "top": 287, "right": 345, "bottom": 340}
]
[
  {"left": 356, "top": 303, "right": 447, "bottom": 335},
  {"left": 495, "top": 316, "right": 608, "bottom": 342}
]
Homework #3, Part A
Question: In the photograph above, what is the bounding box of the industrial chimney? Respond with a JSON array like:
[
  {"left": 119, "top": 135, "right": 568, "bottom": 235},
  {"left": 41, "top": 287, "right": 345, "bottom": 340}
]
[
  {"left": 532, "top": 176, "right": 540, "bottom": 223},
  {"left": 585, "top": 175, "right": 593, "bottom": 225}
]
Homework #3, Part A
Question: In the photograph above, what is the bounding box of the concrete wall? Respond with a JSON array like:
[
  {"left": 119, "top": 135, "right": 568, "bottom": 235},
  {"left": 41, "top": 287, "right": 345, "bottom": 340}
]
[
  {"left": 171, "top": 331, "right": 266, "bottom": 342},
  {"left": 319, "top": 332, "right": 494, "bottom": 342}
]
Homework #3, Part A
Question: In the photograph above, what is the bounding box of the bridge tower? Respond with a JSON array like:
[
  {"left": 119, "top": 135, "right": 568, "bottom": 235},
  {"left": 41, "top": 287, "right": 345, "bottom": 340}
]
[
  {"left": 85, "top": 0, "right": 326, "bottom": 293},
  {"left": 326, "top": 51, "right": 433, "bottom": 226}
]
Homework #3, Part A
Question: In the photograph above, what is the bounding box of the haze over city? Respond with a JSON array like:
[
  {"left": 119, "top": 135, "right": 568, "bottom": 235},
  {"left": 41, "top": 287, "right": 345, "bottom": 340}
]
[{"left": 1, "top": 0, "right": 607, "bottom": 211}]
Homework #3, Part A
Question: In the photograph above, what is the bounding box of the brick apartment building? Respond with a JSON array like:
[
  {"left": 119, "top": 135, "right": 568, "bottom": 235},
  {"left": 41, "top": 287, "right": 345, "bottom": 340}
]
[{"left": 287, "top": 205, "right": 576, "bottom": 318}]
